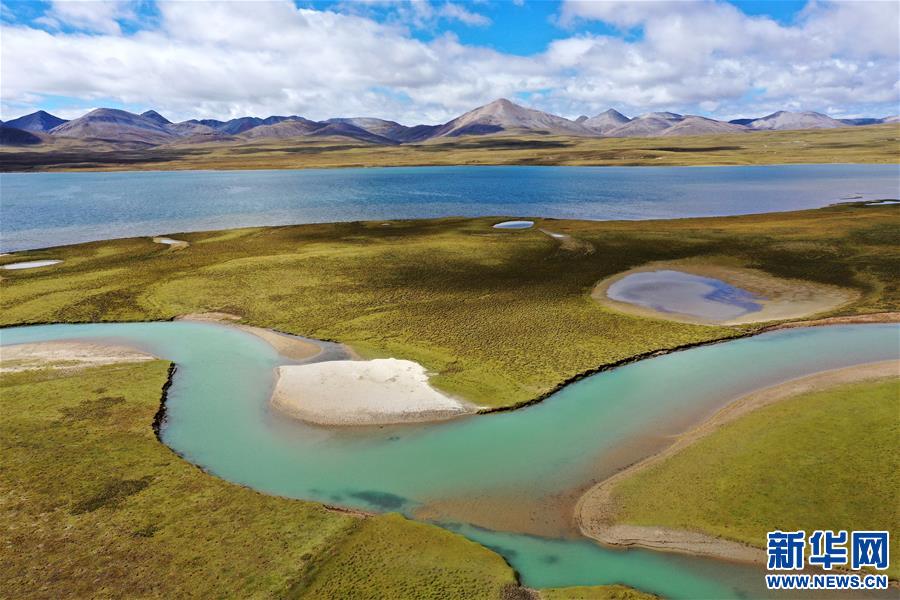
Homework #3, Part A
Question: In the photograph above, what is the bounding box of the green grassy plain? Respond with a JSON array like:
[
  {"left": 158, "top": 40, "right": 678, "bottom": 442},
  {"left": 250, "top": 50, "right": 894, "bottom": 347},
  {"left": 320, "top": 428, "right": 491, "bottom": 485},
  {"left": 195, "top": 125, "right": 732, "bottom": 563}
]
[
  {"left": 607, "top": 378, "right": 900, "bottom": 578},
  {"left": 0, "top": 361, "right": 524, "bottom": 599},
  {"left": 2, "top": 204, "right": 898, "bottom": 407},
  {"left": 1, "top": 125, "right": 897, "bottom": 172}
]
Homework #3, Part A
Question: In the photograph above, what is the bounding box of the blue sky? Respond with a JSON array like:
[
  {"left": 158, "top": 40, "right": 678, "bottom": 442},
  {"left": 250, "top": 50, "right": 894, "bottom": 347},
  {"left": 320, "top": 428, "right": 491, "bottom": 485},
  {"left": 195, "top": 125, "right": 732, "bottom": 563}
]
[{"left": 1, "top": 1, "right": 898, "bottom": 123}]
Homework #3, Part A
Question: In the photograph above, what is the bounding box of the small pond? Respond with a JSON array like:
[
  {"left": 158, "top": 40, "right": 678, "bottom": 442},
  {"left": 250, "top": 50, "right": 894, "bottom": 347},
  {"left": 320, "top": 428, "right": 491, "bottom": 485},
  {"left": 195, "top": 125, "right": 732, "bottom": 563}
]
[
  {"left": 493, "top": 220, "right": 534, "bottom": 229},
  {"left": 1, "top": 260, "right": 62, "bottom": 270},
  {"left": 607, "top": 270, "right": 762, "bottom": 322}
]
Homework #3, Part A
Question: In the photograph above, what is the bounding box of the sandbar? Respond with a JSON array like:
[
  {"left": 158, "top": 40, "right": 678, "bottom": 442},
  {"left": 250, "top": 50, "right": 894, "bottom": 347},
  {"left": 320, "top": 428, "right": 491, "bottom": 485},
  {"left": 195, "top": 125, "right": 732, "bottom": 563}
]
[
  {"left": 576, "top": 360, "right": 899, "bottom": 564},
  {"left": 271, "top": 358, "right": 476, "bottom": 426},
  {"left": 177, "top": 312, "right": 321, "bottom": 360}
]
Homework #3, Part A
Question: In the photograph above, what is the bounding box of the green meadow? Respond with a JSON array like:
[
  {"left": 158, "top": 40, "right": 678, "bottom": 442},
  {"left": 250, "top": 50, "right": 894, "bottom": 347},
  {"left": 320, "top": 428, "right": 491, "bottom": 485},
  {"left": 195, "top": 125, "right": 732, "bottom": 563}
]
[
  {"left": 606, "top": 377, "right": 900, "bottom": 579},
  {"left": 2, "top": 203, "right": 898, "bottom": 408}
]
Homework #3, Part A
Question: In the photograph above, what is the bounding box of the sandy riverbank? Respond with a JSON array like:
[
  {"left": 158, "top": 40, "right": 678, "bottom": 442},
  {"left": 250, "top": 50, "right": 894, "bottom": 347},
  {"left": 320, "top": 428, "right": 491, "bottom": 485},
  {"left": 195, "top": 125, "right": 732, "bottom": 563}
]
[
  {"left": 576, "top": 360, "right": 900, "bottom": 564},
  {"left": 271, "top": 358, "right": 476, "bottom": 426},
  {"left": 0, "top": 341, "right": 156, "bottom": 372},
  {"left": 177, "top": 312, "right": 322, "bottom": 361},
  {"left": 592, "top": 259, "right": 859, "bottom": 325}
]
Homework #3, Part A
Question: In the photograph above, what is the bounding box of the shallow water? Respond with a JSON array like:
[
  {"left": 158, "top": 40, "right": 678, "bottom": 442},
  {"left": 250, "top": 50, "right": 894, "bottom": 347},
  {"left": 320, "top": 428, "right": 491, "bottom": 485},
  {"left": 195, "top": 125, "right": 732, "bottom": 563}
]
[
  {"left": 1, "top": 259, "right": 62, "bottom": 270},
  {"left": 2, "top": 321, "right": 897, "bottom": 598},
  {"left": 2, "top": 164, "right": 898, "bottom": 251},
  {"left": 607, "top": 270, "right": 762, "bottom": 321}
]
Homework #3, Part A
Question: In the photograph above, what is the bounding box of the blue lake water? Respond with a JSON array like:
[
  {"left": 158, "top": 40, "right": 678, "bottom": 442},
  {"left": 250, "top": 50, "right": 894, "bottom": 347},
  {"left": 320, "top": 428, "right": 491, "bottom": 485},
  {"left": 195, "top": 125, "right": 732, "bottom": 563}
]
[{"left": 2, "top": 164, "right": 898, "bottom": 251}]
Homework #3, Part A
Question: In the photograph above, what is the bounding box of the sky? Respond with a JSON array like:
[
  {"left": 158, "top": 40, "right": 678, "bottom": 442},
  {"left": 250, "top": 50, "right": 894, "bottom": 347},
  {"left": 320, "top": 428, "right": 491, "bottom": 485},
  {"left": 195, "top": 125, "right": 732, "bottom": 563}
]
[{"left": 1, "top": 0, "right": 898, "bottom": 124}]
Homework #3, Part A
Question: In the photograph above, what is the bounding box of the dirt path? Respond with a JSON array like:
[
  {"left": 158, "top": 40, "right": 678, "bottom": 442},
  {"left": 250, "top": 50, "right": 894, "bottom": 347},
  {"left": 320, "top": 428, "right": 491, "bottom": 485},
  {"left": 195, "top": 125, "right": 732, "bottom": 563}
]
[{"left": 539, "top": 229, "right": 595, "bottom": 254}]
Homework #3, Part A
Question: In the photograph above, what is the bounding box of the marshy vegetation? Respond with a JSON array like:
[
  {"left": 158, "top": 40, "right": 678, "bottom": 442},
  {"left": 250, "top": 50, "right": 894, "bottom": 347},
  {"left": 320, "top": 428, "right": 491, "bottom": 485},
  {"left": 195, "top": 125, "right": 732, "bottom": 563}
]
[{"left": 1, "top": 203, "right": 897, "bottom": 408}]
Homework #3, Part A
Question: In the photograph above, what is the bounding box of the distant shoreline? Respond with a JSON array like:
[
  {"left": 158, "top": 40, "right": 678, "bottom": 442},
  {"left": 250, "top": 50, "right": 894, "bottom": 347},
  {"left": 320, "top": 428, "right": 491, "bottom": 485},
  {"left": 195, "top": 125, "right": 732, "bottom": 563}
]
[
  {"left": 2, "top": 123, "right": 897, "bottom": 173},
  {"left": 2, "top": 159, "right": 898, "bottom": 176}
]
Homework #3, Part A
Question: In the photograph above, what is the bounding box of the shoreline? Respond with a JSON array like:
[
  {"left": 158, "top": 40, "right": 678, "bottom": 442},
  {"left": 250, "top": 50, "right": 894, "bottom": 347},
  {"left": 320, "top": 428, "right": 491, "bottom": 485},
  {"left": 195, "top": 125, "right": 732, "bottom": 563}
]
[
  {"left": 3, "top": 312, "right": 897, "bottom": 423},
  {"left": 176, "top": 312, "right": 324, "bottom": 361},
  {"left": 575, "top": 360, "right": 900, "bottom": 565},
  {"left": 2, "top": 198, "right": 896, "bottom": 255},
  {"left": 2, "top": 156, "right": 898, "bottom": 176},
  {"left": 478, "top": 311, "right": 900, "bottom": 416}
]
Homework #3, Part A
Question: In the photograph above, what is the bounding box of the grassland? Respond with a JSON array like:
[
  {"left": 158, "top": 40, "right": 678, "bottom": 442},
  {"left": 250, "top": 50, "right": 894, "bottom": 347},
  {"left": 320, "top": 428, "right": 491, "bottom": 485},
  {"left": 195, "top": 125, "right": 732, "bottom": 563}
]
[
  {"left": 0, "top": 124, "right": 897, "bottom": 172},
  {"left": 2, "top": 204, "right": 898, "bottom": 408},
  {"left": 0, "top": 361, "right": 528, "bottom": 598},
  {"left": 601, "top": 377, "right": 900, "bottom": 578}
]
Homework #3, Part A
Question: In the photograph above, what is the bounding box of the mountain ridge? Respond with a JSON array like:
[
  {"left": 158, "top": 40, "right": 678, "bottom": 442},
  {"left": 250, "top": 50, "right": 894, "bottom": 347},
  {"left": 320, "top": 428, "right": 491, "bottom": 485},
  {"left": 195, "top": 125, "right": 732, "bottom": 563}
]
[{"left": 2, "top": 101, "right": 895, "bottom": 148}]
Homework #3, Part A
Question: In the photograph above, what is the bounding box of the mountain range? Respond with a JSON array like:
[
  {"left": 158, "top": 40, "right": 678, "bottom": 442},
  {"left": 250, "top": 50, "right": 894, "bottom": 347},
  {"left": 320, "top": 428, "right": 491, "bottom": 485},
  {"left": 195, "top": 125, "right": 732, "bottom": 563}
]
[{"left": 2, "top": 99, "right": 897, "bottom": 148}]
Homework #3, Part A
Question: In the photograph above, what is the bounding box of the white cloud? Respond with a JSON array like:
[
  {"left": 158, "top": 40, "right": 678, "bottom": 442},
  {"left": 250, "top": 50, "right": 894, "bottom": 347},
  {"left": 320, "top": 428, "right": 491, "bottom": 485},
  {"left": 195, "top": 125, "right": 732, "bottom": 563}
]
[
  {"left": 34, "top": 0, "right": 137, "bottom": 35},
  {"left": 438, "top": 2, "right": 491, "bottom": 26},
  {"left": 1, "top": 0, "right": 897, "bottom": 123}
]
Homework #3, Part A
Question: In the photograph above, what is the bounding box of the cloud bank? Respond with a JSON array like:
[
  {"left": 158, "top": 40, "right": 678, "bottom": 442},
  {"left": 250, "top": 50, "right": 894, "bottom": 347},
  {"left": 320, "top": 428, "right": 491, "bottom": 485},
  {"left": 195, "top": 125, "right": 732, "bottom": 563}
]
[{"left": 1, "top": 0, "right": 897, "bottom": 123}]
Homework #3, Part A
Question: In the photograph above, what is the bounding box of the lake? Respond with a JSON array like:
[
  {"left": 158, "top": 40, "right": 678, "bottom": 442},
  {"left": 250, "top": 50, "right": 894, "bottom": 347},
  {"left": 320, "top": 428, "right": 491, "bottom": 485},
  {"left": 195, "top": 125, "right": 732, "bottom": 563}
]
[{"left": 2, "top": 163, "right": 898, "bottom": 251}]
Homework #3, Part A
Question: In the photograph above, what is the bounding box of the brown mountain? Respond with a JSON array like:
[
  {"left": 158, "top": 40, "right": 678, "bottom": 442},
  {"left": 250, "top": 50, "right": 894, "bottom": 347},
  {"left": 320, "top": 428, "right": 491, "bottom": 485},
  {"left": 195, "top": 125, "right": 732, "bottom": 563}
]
[{"left": 50, "top": 108, "right": 176, "bottom": 145}]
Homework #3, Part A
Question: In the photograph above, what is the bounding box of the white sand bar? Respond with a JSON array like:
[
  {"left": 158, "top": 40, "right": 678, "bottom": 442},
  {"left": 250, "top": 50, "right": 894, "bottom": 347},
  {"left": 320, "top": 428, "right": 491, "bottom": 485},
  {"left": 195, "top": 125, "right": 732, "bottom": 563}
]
[
  {"left": 272, "top": 358, "right": 475, "bottom": 426},
  {"left": 2, "top": 260, "right": 62, "bottom": 270}
]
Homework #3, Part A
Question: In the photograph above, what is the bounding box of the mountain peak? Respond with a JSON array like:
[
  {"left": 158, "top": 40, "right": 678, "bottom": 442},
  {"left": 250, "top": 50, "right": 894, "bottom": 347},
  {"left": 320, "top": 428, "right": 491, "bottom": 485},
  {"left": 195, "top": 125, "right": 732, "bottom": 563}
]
[
  {"left": 487, "top": 98, "right": 516, "bottom": 108},
  {"left": 581, "top": 108, "right": 631, "bottom": 134},
  {"left": 747, "top": 110, "right": 846, "bottom": 130},
  {"left": 600, "top": 108, "right": 629, "bottom": 119},
  {"left": 438, "top": 97, "right": 588, "bottom": 137},
  {"left": 141, "top": 110, "right": 171, "bottom": 125},
  {"left": 639, "top": 111, "right": 684, "bottom": 121},
  {"left": 50, "top": 107, "right": 177, "bottom": 143},
  {"left": 5, "top": 110, "right": 68, "bottom": 132}
]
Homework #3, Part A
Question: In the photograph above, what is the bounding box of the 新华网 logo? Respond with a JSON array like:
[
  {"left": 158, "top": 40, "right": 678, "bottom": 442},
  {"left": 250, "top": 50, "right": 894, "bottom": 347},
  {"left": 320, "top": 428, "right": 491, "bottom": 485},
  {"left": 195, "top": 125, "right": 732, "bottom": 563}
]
[{"left": 764, "top": 530, "right": 890, "bottom": 590}]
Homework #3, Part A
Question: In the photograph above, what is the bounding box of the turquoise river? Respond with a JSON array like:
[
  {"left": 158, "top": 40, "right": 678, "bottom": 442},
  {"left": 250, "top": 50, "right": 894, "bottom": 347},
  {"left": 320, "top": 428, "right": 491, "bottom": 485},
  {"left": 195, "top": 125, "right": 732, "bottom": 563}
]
[{"left": 1, "top": 321, "right": 897, "bottom": 598}]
